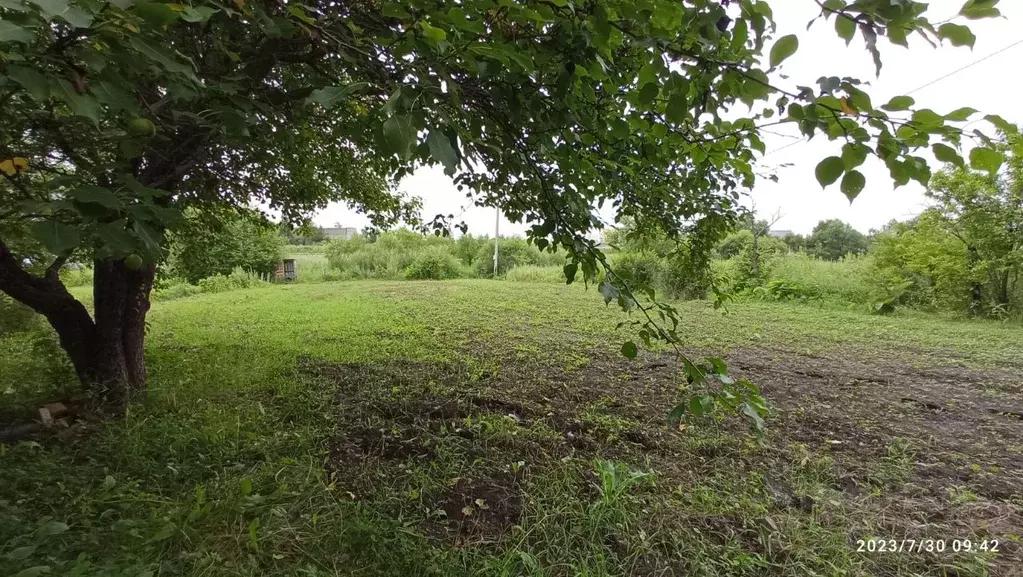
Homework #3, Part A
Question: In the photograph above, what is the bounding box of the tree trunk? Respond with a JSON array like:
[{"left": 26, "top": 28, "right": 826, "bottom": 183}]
[{"left": 0, "top": 240, "right": 154, "bottom": 410}]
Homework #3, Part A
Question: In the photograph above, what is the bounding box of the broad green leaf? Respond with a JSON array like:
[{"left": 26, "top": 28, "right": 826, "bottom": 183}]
[
  {"left": 419, "top": 21, "right": 446, "bottom": 42},
  {"left": 689, "top": 395, "right": 714, "bottom": 416},
  {"left": 984, "top": 114, "right": 1014, "bottom": 133},
  {"left": 128, "top": 37, "right": 197, "bottom": 81},
  {"left": 31, "top": 221, "right": 81, "bottom": 254},
  {"left": 665, "top": 91, "right": 687, "bottom": 124},
  {"left": 638, "top": 82, "right": 658, "bottom": 106},
  {"left": 944, "top": 107, "right": 977, "bottom": 121},
  {"left": 36, "top": 520, "right": 69, "bottom": 536},
  {"left": 132, "top": 220, "right": 163, "bottom": 257},
  {"left": 668, "top": 403, "right": 687, "bottom": 422},
  {"left": 133, "top": 1, "right": 180, "bottom": 26},
  {"left": 621, "top": 341, "right": 638, "bottom": 359},
  {"left": 7, "top": 65, "right": 50, "bottom": 101},
  {"left": 306, "top": 83, "right": 369, "bottom": 108},
  {"left": 383, "top": 115, "right": 415, "bottom": 158},
  {"left": 180, "top": 6, "right": 216, "bottom": 22},
  {"left": 11, "top": 566, "right": 51, "bottom": 577},
  {"left": 840, "top": 170, "right": 866, "bottom": 201},
  {"left": 815, "top": 156, "right": 845, "bottom": 188},
  {"left": 911, "top": 109, "right": 943, "bottom": 128},
  {"left": 51, "top": 79, "right": 101, "bottom": 125},
  {"left": 426, "top": 130, "right": 458, "bottom": 175},
  {"left": 969, "top": 146, "right": 1002, "bottom": 176},
  {"left": 29, "top": 0, "right": 93, "bottom": 27},
  {"left": 7, "top": 545, "right": 36, "bottom": 560},
  {"left": 932, "top": 143, "right": 964, "bottom": 168},
  {"left": 937, "top": 23, "right": 976, "bottom": 48},
  {"left": 960, "top": 0, "right": 1000, "bottom": 19},
  {"left": 834, "top": 16, "right": 855, "bottom": 45},
  {"left": 0, "top": 20, "right": 34, "bottom": 43},
  {"left": 769, "top": 34, "right": 798, "bottom": 68},
  {"left": 841, "top": 142, "right": 869, "bottom": 170},
  {"left": 563, "top": 262, "right": 577, "bottom": 284},
  {"left": 741, "top": 402, "right": 767, "bottom": 431},
  {"left": 72, "top": 186, "right": 121, "bottom": 208},
  {"left": 92, "top": 80, "right": 136, "bottom": 112},
  {"left": 882, "top": 95, "right": 915, "bottom": 112},
  {"left": 96, "top": 220, "right": 136, "bottom": 254}
]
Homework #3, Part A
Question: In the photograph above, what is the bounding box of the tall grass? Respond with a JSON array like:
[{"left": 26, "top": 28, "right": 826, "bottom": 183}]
[{"left": 766, "top": 253, "right": 875, "bottom": 304}]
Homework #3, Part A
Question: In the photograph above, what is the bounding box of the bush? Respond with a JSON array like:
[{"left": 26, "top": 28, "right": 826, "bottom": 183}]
[
  {"left": 454, "top": 234, "right": 487, "bottom": 267},
  {"left": 404, "top": 246, "right": 466, "bottom": 280},
  {"left": 153, "top": 279, "right": 202, "bottom": 301},
  {"left": 60, "top": 265, "right": 93, "bottom": 287},
  {"left": 196, "top": 268, "right": 268, "bottom": 294},
  {"left": 504, "top": 265, "right": 566, "bottom": 283},
  {"left": 324, "top": 235, "right": 370, "bottom": 267},
  {"left": 475, "top": 237, "right": 561, "bottom": 277},
  {"left": 613, "top": 252, "right": 664, "bottom": 288},
  {"left": 169, "top": 209, "right": 284, "bottom": 284}
]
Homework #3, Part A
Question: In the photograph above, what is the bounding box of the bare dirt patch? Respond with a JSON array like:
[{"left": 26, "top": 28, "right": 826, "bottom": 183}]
[{"left": 303, "top": 344, "right": 1023, "bottom": 574}]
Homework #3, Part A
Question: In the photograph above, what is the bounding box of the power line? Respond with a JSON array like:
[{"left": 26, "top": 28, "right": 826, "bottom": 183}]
[{"left": 761, "top": 37, "right": 1023, "bottom": 157}]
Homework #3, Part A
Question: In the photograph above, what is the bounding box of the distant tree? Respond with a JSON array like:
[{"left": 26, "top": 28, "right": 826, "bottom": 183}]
[
  {"left": 808, "top": 220, "right": 868, "bottom": 261},
  {"left": 280, "top": 221, "right": 328, "bottom": 245},
  {"left": 925, "top": 135, "right": 1023, "bottom": 315},
  {"left": 781, "top": 233, "right": 808, "bottom": 253}
]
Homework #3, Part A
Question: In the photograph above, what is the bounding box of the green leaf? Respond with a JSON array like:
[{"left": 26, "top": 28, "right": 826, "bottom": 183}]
[
  {"left": 960, "top": 0, "right": 1000, "bottom": 19},
  {"left": 50, "top": 79, "right": 101, "bottom": 125},
  {"left": 419, "top": 21, "right": 446, "bottom": 42},
  {"left": 668, "top": 403, "right": 687, "bottom": 422},
  {"left": 11, "top": 566, "right": 51, "bottom": 577},
  {"left": 911, "top": 109, "right": 944, "bottom": 128},
  {"left": 306, "top": 82, "right": 369, "bottom": 108},
  {"left": 72, "top": 186, "right": 121, "bottom": 208},
  {"left": 7, "top": 65, "right": 50, "bottom": 101},
  {"left": 665, "top": 90, "right": 688, "bottom": 124},
  {"left": 984, "top": 114, "right": 1015, "bottom": 133},
  {"left": 969, "top": 146, "right": 1002, "bottom": 176},
  {"left": 937, "top": 23, "right": 976, "bottom": 48},
  {"left": 180, "top": 6, "right": 216, "bottom": 22},
  {"left": 621, "top": 341, "right": 638, "bottom": 359},
  {"left": 29, "top": 0, "right": 93, "bottom": 27},
  {"left": 769, "top": 34, "right": 798, "bottom": 68},
  {"left": 92, "top": 80, "right": 136, "bottom": 112},
  {"left": 132, "top": 220, "right": 163, "bottom": 258},
  {"left": 944, "top": 107, "right": 977, "bottom": 121},
  {"left": 689, "top": 395, "right": 714, "bottom": 416},
  {"left": 128, "top": 37, "right": 197, "bottom": 81},
  {"left": 0, "top": 20, "right": 34, "bottom": 43},
  {"left": 426, "top": 130, "right": 458, "bottom": 176},
  {"left": 31, "top": 221, "right": 80, "bottom": 254},
  {"left": 383, "top": 115, "right": 415, "bottom": 159},
  {"left": 96, "top": 220, "right": 136, "bottom": 255},
  {"left": 882, "top": 95, "right": 915, "bottom": 112},
  {"left": 740, "top": 402, "right": 767, "bottom": 431},
  {"left": 932, "top": 143, "right": 964, "bottom": 168},
  {"left": 133, "top": 1, "right": 180, "bottom": 26},
  {"left": 36, "top": 520, "right": 69, "bottom": 536},
  {"left": 7, "top": 545, "right": 36, "bottom": 560},
  {"left": 841, "top": 142, "right": 869, "bottom": 170},
  {"left": 563, "top": 262, "right": 577, "bottom": 284},
  {"left": 638, "top": 82, "right": 658, "bottom": 106},
  {"left": 834, "top": 16, "right": 855, "bottom": 45},
  {"left": 815, "top": 156, "right": 845, "bottom": 188},
  {"left": 840, "top": 170, "right": 866, "bottom": 201}
]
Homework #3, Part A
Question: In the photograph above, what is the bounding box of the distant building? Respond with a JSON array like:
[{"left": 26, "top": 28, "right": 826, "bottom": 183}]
[
  {"left": 766, "top": 229, "right": 794, "bottom": 238},
  {"left": 322, "top": 227, "right": 358, "bottom": 240}
]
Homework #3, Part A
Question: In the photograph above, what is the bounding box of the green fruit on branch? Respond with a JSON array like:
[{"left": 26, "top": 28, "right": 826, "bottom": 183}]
[
  {"left": 124, "top": 254, "right": 144, "bottom": 270},
  {"left": 127, "top": 117, "right": 157, "bottom": 138}
]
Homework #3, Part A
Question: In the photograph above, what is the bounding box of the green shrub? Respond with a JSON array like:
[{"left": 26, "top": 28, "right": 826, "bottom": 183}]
[
  {"left": 769, "top": 253, "right": 875, "bottom": 304},
  {"left": 153, "top": 280, "right": 202, "bottom": 301},
  {"left": 454, "top": 234, "right": 487, "bottom": 266},
  {"left": 324, "top": 235, "right": 370, "bottom": 267},
  {"left": 169, "top": 209, "right": 284, "bottom": 283},
  {"left": 475, "top": 237, "right": 562, "bottom": 277},
  {"left": 405, "top": 246, "right": 466, "bottom": 280},
  {"left": 60, "top": 266, "right": 93, "bottom": 288},
  {"left": 613, "top": 252, "right": 664, "bottom": 288},
  {"left": 196, "top": 268, "right": 268, "bottom": 294}
]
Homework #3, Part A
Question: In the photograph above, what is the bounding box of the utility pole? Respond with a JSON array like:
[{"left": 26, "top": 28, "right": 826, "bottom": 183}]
[{"left": 492, "top": 207, "right": 500, "bottom": 277}]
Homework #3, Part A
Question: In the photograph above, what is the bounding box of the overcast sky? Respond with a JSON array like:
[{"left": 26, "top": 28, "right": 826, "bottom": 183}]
[{"left": 314, "top": 0, "right": 1023, "bottom": 236}]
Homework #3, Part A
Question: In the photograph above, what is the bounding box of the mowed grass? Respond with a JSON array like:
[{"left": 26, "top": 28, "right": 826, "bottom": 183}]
[{"left": 1, "top": 280, "right": 1021, "bottom": 576}]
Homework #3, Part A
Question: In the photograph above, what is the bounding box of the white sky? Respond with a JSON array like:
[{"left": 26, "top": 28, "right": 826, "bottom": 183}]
[{"left": 315, "top": 0, "right": 1023, "bottom": 236}]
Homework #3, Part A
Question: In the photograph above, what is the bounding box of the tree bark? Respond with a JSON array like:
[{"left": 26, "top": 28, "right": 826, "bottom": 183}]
[{"left": 0, "top": 238, "right": 154, "bottom": 409}]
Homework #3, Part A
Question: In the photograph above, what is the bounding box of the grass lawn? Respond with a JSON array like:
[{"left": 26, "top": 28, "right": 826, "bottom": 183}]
[{"left": 2, "top": 280, "right": 1021, "bottom": 576}]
